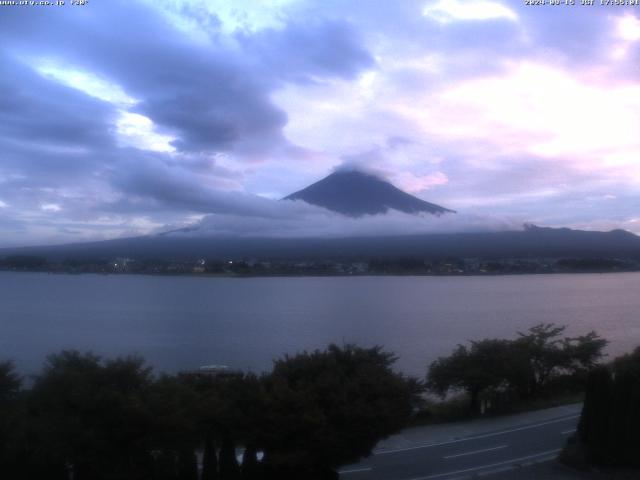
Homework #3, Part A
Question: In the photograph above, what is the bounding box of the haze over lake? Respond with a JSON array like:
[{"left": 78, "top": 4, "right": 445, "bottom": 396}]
[{"left": 2, "top": 272, "right": 639, "bottom": 376}]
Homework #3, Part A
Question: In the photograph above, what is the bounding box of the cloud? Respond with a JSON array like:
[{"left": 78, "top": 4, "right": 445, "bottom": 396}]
[
  {"left": 422, "top": 0, "right": 518, "bottom": 24},
  {"left": 616, "top": 14, "right": 640, "bottom": 41},
  {"left": 41, "top": 204, "right": 62, "bottom": 213},
  {"left": 394, "top": 171, "right": 449, "bottom": 193},
  {"left": 423, "top": 61, "right": 640, "bottom": 179},
  {"left": 240, "top": 20, "right": 375, "bottom": 83},
  {"left": 0, "top": 55, "right": 117, "bottom": 155},
  {"left": 272, "top": 2, "right": 640, "bottom": 230},
  {"left": 0, "top": 0, "right": 639, "bottom": 246},
  {"left": 108, "top": 151, "right": 283, "bottom": 216},
  {"left": 172, "top": 200, "right": 520, "bottom": 239},
  {"left": 0, "top": 0, "right": 372, "bottom": 158},
  {"left": 0, "top": 0, "right": 376, "bottom": 246},
  {"left": 334, "top": 148, "right": 449, "bottom": 196}
]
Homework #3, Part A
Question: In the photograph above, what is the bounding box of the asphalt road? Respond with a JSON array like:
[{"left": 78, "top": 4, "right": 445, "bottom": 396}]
[{"left": 339, "top": 411, "right": 580, "bottom": 480}]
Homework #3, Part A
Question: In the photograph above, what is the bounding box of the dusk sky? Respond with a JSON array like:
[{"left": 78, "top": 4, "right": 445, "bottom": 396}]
[{"left": 1, "top": 0, "right": 640, "bottom": 247}]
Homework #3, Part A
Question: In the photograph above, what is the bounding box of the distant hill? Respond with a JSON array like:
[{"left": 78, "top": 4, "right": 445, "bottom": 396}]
[
  {"left": 2, "top": 225, "right": 640, "bottom": 262},
  {"left": 283, "top": 170, "right": 454, "bottom": 216}
]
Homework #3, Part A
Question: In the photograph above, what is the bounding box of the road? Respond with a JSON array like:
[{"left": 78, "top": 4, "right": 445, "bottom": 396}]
[{"left": 339, "top": 405, "right": 582, "bottom": 480}]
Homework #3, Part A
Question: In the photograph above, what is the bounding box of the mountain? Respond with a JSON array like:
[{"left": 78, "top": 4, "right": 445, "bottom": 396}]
[
  {"left": 3, "top": 225, "right": 640, "bottom": 262},
  {"left": 283, "top": 170, "right": 454, "bottom": 216}
]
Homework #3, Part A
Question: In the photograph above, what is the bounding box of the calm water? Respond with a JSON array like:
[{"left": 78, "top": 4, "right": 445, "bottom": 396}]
[{"left": 1, "top": 272, "right": 639, "bottom": 377}]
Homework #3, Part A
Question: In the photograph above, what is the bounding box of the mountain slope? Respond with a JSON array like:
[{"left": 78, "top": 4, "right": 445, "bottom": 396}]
[
  {"left": 3, "top": 226, "right": 640, "bottom": 261},
  {"left": 284, "top": 170, "right": 454, "bottom": 216}
]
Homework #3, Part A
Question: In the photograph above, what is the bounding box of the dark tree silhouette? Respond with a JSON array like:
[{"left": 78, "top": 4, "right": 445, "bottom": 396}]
[
  {"left": 574, "top": 347, "right": 640, "bottom": 467},
  {"left": 219, "top": 436, "right": 241, "bottom": 480},
  {"left": 427, "top": 339, "right": 512, "bottom": 414},
  {"left": 0, "top": 361, "right": 20, "bottom": 402},
  {"left": 427, "top": 324, "right": 608, "bottom": 414},
  {"left": 1, "top": 345, "right": 420, "bottom": 479},
  {"left": 241, "top": 445, "right": 260, "bottom": 480},
  {"left": 0, "top": 361, "right": 24, "bottom": 478},
  {"left": 26, "top": 351, "right": 155, "bottom": 480},
  {"left": 202, "top": 432, "right": 219, "bottom": 480},
  {"left": 577, "top": 366, "right": 613, "bottom": 464},
  {"left": 260, "top": 344, "right": 422, "bottom": 478},
  {"left": 177, "top": 448, "right": 198, "bottom": 480},
  {"left": 578, "top": 347, "right": 640, "bottom": 467}
]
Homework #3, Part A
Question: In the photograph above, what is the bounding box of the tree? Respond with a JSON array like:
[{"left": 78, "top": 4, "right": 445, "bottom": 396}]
[
  {"left": 260, "top": 344, "right": 422, "bottom": 478},
  {"left": 577, "top": 366, "right": 613, "bottom": 464},
  {"left": 27, "top": 351, "right": 156, "bottom": 480},
  {"left": 427, "top": 324, "right": 608, "bottom": 415},
  {"left": 202, "top": 432, "right": 219, "bottom": 480},
  {"left": 608, "top": 347, "right": 640, "bottom": 466},
  {"left": 514, "top": 323, "right": 569, "bottom": 397},
  {"left": 0, "top": 361, "right": 24, "bottom": 477},
  {"left": 575, "top": 347, "right": 640, "bottom": 467},
  {"left": 171, "top": 371, "right": 268, "bottom": 480},
  {"left": 241, "top": 445, "right": 260, "bottom": 480},
  {"left": 562, "top": 331, "right": 608, "bottom": 374},
  {"left": 219, "top": 436, "right": 241, "bottom": 480},
  {"left": 145, "top": 373, "right": 205, "bottom": 480},
  {"left": 1, "top": 255, "right": 47, "bottom": 270},
  {"left": 515, "top": 324, "right": 607, "bottom": 397},
  {"left": 177, "top": 448, "right": 198, "bottom": 480},
  {"left": 427, "top": 339, "right": 513, "bottom": 414},
  {"left": 211, "top": 375, "right": 265, "bottom": 480},
  {"left": 0, "top": 361, "right": 20, "bottom": 403}
]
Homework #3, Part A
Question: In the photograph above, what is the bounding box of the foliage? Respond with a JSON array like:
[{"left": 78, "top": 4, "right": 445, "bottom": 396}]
[
  {"left": 577, "top": 347, "right": 640, "bottom": 467},
  {"left": 260, "top": 344, "right": 422, "bottom": 473},
  {"left": 427, "top": 323, "right": 607, "bottom": 414},
  {"left": 26, "top": 351, "right": 156, "bottom": 480},
  {"left": 0, "top": 361, "right": 23, "bottom": 476},
  {"left": 0, "top": 344, "right": 421, "bottom": 479},
  {"left": 427, "top": 340, "right": 512, "bottom": 414},
  {"left": 0, "top": 360, "right": 21, "bottom": 403},
  {"left": 3, "top": 331, "right": 607, "bottom": 479},
  {"left": 0, "top": 255, "right": 47, "bottom": 270}
]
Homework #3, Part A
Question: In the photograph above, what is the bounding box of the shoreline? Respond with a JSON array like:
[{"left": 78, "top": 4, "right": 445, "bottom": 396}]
[{"left": 2, "top": 268, "right": 640, "bottom": 278}]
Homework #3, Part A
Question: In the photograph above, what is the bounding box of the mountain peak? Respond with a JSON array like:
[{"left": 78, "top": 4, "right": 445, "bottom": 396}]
[{"left": 284, "top": 169, "right": 455, "bottom": 217}]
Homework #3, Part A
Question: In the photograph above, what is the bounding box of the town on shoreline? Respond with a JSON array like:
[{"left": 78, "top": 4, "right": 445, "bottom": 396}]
[{"left": 2, "top": 254, "right": 640, "bottom": 277}]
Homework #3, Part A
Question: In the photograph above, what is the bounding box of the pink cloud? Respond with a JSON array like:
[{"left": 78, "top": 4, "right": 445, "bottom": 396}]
[{"left": 393, "top": 171, "right": 449, "bottom": 193}]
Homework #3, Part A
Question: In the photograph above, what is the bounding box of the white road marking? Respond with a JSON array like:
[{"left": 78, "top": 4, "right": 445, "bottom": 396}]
[
  {"left": 443, "top": 444, "right": 507, "bottom": 459},
  {"left": 406, "top": 448, "right": 561, "bottom": 480},
  {"left": 561, "top": 428, "right": 576, "bottom": 435},
  {"left": 339, "top": 467, "right": 372, "bottom": 474},
  {"left": 375, "top": 415, "right": 579, "bottom": 455}
]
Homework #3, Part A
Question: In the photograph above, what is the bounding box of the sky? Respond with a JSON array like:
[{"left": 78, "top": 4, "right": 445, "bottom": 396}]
[{"left": 1, "top": 0, "right": 640, "bottom": 246}]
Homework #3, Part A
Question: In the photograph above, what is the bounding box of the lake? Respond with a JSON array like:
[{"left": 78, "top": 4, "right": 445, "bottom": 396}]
[{"left": 1, "top": 272, "right": 639, "bottom": 377}]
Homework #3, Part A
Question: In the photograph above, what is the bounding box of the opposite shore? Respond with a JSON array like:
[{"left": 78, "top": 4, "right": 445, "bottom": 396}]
[{"left": 2, "top": 254, "right": 640, "bottom": 277}]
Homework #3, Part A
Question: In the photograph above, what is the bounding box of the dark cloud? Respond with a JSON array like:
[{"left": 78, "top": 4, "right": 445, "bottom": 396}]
[
  {"left": 0, "top": 54, "right": 116, "bottom": 153},
  {"left": 107, "top": 151, "right": 273, "bottom": 216},
  {"left": 0, "top": 0, "right": 378, "bottom": 245},
  {"left": 0, "top": 0, "right": 639, "bottom": 246},
  {"left": 0, "top": 1, "right": 374, "bottom": 156},
  {"left": 241, "top": 20, "right": 375, "bottom": 83},
  {"left": 0, "top": 3, "right": 285, "bottom": 155},
  {"left": 0, "top": 52, "right": 119, "bottom": 230},
  {"left": 177, "top": 204, "right": 518, "bottom": 239}
]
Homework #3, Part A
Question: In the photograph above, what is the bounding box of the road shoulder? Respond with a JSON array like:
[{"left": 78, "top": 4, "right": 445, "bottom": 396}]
[{"left": 374, "top": 403, "right": 582, "bottom": 455}]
